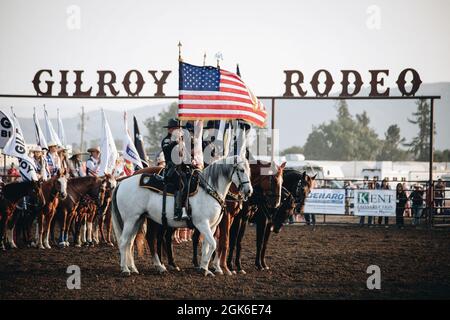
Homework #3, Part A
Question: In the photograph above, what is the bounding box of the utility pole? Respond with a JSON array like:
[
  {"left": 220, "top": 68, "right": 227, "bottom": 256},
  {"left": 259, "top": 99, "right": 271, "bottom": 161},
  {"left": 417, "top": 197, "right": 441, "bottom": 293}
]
[{"left": 79, "top": 106, "right": 85, "bottom": 151}]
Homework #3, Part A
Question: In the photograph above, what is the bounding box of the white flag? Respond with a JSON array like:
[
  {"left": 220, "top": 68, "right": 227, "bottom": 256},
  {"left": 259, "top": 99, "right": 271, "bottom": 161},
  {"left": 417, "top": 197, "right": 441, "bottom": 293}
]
[
  {"left": 44, "top": 108, "right": 62, "bottom": 146},
  {"left": 3, "top": 111, "right": 38, "bottom": 181},
  {"left": 99, "top": 109, "right": 118, "bottom": 176},
  {"left": 122, "top": 111, "right": 142, "bottom": 170},
  {"left": 57, "top": 109, "right": 66, "bottom": 146},
  {"left": 193, "top": 120, "right": 204, "bottom": 169},
  {"left": 33, "top": 108, "right": 48, "bottom": 149}
]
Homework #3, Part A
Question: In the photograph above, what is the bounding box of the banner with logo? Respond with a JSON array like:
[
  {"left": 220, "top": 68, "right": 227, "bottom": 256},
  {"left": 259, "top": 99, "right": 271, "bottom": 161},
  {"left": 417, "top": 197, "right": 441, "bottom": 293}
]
[
  {"left": 3, "top": 112, "right": 38, "bottom": 181},
  {"left": 304, "top": 189, "right": 346, "bottom": 215},
  {"left": 354, "top": 189, "right": 396, "bottom": 216},
  {"left": 0, "top": 110, "right": 13, "bottom": 148}
]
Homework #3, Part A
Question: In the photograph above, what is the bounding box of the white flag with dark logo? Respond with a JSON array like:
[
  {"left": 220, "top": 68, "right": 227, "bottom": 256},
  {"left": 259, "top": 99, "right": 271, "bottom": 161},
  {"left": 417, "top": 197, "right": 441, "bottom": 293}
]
[
  {"left": 99, "top": 109, "right": 118, "bottom": 175},
  {"left": 122, "top": 111, "right": 142, "bottom": 170},
  {"left": 3, "top": 111, "right": 38, "bottom": 181}
]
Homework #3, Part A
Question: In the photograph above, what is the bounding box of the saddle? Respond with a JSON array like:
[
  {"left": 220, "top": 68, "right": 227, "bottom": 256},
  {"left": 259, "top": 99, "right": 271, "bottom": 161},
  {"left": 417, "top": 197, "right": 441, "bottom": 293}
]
[{"left": 138, "top": 172, "right": 200, "bottom": 197}]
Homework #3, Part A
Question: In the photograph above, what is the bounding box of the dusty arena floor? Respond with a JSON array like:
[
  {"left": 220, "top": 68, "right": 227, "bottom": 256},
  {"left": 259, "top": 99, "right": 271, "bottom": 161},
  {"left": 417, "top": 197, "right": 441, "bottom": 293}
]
[{"left": 0, "top": 225, "right": 449, "bottom": 300}]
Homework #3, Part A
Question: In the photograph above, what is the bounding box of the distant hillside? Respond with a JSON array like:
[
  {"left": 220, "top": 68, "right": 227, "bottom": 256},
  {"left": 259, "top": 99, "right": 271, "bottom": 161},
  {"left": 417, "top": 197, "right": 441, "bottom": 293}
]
[{"left": 17, "top": 82, "right": 450, "bottom": 152}]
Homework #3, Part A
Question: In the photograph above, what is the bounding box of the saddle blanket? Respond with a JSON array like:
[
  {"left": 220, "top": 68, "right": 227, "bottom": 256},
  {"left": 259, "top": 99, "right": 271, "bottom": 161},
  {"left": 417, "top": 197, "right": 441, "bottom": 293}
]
[{"left": 138, "top": 173, "right": 199, "bottom": 197}]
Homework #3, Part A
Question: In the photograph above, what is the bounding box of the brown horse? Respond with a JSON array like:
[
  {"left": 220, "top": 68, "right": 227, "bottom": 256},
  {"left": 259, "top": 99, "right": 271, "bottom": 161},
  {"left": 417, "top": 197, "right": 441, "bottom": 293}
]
[
  {"left": 228, "top": 169, "right": 316, "bottom": 273},
  {"left": 54, "top": 175, "right": 114, "bottom": 247},
  {"left": 36, "top": 172, "right": 68, "bottom": 249},
  {"left": 0, "top": 180, "right": 45, "bottom": 250}
]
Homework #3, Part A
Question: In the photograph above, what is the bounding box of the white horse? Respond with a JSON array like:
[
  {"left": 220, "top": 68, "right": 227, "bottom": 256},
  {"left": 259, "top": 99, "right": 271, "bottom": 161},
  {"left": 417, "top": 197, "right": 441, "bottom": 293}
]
[{"left": 111, "top": 156, "right": 253, "bottom": 276}]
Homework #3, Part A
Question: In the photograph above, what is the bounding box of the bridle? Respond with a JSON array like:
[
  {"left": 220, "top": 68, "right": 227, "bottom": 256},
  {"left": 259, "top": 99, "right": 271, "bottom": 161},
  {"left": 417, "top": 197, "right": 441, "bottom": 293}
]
[
  {"left": 295, "top": 176, "right": 309, "bottom": 205},
  {"left": 231, "top": 163, "right": 251, "bottom": 201}
]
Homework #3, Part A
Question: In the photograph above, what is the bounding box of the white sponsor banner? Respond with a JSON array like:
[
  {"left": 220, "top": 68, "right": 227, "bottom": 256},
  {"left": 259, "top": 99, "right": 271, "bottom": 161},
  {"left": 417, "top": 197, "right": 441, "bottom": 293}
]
[
  {"left": 354, "top": 189, "right": 396, "bottom": 216},
  {"left": 304, "top": 189, "right": 346, "bottom": 215},
  {"left": 0, "top": 111, "right": 13, "bottom": 148}
]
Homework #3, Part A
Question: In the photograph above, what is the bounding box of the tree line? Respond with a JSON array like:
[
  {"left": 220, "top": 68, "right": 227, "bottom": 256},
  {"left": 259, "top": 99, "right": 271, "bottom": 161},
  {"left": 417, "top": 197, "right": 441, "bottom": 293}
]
[{"left": 143, "top": 100, "right": 450, "bottom": 162}]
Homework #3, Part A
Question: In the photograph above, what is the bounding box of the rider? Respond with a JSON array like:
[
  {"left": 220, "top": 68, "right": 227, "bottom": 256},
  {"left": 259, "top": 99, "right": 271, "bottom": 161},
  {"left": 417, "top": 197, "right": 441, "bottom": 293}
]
[
  {"left": 68, "top": 149, "right": 86, "bottom": 178},
  {"left": 161, "top": 118, "right": 189, "bottom": 221},
  {"left": 46, "top": 141, "right": 61, "bottom": 177},
  {"left": 86, "top": 146, "right": 101, "bottom": 177},
  {"left": 31, "top": 145, "right": 49, "bottom": 180}
]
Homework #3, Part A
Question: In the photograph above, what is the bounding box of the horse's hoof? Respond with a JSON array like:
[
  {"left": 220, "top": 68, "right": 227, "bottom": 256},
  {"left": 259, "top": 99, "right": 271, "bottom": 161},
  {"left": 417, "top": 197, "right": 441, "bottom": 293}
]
[
  {"left": 156, "top": 265, "right": 167, "bottom": 274},
  {"left": 107, "top": 242, "right": 114, "bottom": 247},
  {"left": 264, "top": 266, "right": 270, "bottom": 270},
  {"left": 168, "top": 265, "right": 181, "bottom": 272},
  {"left": 200, "top": 268, "right": 215, "bottom": 277},
  {"left": 238, "top": 269, "right": 247, "bottom": 275},
  {"left": 213, "top": 269, "right": 224, "bottom": 275},
  {"left": 58, "top": 242, "right": 66, "bottom": 248},
  {"left": 232, "top": 270, "right": 237, "bottom": 275},
  {"left": 130, "top": 268, "right": 139, "bottom": 274},
  {"left": 121, "top": 270, "right": 131, "bottom": 277},
  {"left": 38, "top": 246, "right": 45, "bottom": 250},
  {"left": 224, "top": 269, "right": 233, "bottom": 276},
  {"left": 75, "top": 244, "right": 81, "bottom": 248}
]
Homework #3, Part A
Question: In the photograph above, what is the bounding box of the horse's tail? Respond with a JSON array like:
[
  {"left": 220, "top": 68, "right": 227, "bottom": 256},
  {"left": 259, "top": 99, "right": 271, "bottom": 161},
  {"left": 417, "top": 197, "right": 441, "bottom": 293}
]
[{"left": 111, "top": 183, "right": 123, "bottom": 244}]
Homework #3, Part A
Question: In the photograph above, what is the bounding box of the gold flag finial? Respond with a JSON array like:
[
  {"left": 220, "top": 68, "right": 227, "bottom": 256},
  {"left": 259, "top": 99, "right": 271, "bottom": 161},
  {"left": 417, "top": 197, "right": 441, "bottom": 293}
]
[{"left": 178, "top": 41, "right": 183, "bottom": 62}]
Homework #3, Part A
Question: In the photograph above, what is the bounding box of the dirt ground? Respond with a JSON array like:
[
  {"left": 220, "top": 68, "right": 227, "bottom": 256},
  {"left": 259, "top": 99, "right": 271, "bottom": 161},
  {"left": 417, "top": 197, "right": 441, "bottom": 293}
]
[{"left": 0, "top": 224, "right": 449, "bottom": 300}]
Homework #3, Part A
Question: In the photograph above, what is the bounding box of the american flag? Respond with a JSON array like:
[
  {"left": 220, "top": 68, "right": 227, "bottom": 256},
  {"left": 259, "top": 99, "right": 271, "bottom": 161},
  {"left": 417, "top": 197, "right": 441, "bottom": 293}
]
[{"left": 178, "top": 62, "right": 266, "bottom": 127}]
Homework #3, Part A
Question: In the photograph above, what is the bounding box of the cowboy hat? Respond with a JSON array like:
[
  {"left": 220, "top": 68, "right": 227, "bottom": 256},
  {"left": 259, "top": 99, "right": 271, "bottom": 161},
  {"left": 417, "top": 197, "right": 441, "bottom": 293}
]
[
  {"left": 29, "top": 145, "right": 42, "bottom": 152},
  {"left": 87, "top": 146, "right": 100, "bottom": 153},
  {"left": 47, "top": 141, "right": 58, "bottom": 148},
  {"left": 163, "top": 118, "right": 181, "bottom": 128}
]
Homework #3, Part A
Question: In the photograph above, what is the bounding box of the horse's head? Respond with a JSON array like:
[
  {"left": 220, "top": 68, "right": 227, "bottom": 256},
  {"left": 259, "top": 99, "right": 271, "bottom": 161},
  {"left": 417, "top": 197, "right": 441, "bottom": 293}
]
[
  {"left": 272, "top": 187, "right": 296, "bottom": 233},
  {"left": 230, "top": 157, "right": 253, "bottom": 201},
  {"left": 97, "top": 174, "right": 116, "bottom": 207},
  {"left": 252, "top": 161, "right": 286, "bottom": 209},
  {"left": 55, "top": 171, "right": 68, "bottom": 200},
  {"left": 295, "top": 171, "right": 316, "bottom": 213}
]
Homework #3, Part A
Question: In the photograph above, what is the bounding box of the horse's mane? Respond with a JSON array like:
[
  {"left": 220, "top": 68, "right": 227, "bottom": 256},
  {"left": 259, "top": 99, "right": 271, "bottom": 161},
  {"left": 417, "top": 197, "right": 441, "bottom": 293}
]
[
  {"left": 68, "top": 176, "right": 98, "bottom": 185},
  {"left": 203, "top": 156, "right": 249, "bottom": 189},
  {"left": 4, "top": 180, "right": 34, "bottom": 199}
]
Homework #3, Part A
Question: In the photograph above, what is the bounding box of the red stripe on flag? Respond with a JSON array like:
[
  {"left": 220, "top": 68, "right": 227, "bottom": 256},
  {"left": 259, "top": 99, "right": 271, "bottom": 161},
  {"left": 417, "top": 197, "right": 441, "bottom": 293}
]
[
  {"left": 220, "top": 79, "right": 246, "bottom": 89},
  {"left": 178, "top": 113, "right": 265, "bottom": 127},
  {"left": 179, "top": 94, "right": 253, "bottom": 104},
  {"left": 219, "top": 87, "right": 250, "bottom": 96},
  {"left": 179, "top": 104, "right": 267, "bottom": 117}
]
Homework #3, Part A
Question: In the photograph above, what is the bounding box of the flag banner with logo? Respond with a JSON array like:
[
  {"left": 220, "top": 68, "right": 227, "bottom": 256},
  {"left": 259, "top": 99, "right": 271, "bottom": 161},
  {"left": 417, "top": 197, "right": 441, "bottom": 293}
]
[
  {"left": 99, "top": 110, "right": 118, "bottom": 176},
  {"left": 122, "top": 112, "right": 143, "bottom": 173},
  {"left": 178, "top": 62, "right": 267, "bottom": 127},
  {"left": 0, "top": 110, "right": 13, "bottom": 149},
  {"left": 353, "top": 190, "right": 396, "bottom": 216},
  {"left": 3, "top": 112, "right": 38, "bottom": 181}
]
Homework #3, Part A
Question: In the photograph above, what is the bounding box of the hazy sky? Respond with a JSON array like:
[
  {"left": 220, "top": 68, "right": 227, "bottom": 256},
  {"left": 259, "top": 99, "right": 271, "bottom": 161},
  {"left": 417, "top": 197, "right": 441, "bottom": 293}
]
[{"left": 1, "top": 0, "right": 449, "bottom": 147}]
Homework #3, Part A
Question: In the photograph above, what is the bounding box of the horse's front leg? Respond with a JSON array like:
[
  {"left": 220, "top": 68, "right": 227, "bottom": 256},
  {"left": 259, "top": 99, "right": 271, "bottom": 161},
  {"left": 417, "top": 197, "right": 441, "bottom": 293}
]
[
  {"left": 235, "top": 217, "right": 248, "bottom": 274},
  {"left": 196, "top": 221, "right": 217, "bottom": 277},
  {"left": 227, "top": 215, "right": 241, "bottom": 272},
  {"left": 261, "top": 222, "right": 272, "bottom": 270},
  {"left": 255, "top": 216, "right": 268, "bottom": 271},
  {"left": 192, "top": 229, "right": 201, "bottom": 268},
  {"left": 6, "top": 208, "right": 20, "bottom": 249}
]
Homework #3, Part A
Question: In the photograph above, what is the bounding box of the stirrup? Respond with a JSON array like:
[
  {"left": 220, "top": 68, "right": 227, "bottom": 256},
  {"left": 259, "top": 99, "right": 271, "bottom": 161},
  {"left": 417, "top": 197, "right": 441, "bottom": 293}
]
[{"left": 180, "top": 207, "right": 189, "bottom": 220}]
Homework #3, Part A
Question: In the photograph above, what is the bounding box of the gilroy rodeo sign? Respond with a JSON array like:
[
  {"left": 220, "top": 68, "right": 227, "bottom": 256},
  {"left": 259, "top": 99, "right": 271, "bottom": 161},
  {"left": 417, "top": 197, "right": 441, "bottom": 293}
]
[{"left": 31, "top": 68, "right": 422, "bottom": 98}]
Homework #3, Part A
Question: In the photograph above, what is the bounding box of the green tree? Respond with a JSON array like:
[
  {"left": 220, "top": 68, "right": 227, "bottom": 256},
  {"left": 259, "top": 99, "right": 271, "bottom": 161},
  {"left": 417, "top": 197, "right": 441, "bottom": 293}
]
[
  {"left": 405, "top": 99, "right": 434, "bottom": 161},
  {"left": 434, "top": 149, "right": 450, "bottom": 162},
  {"left": 144, "top": 102, "right": 178, "bottom": 153},
  {"left": 377, "top": 124, "right": 409, "bottom": 161},
  {"left": 280, "top": 145, "right": 304, "bottom": 156},
  {"left": 303, "top": 100, "right": 381, "bottom": 160}
]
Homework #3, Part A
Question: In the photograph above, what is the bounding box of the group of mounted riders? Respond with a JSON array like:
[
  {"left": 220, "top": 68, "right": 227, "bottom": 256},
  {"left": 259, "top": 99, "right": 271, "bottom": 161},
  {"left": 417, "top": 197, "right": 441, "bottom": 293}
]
[{"left": 1, "top": 118, "right": 316, "bottom": 276}]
